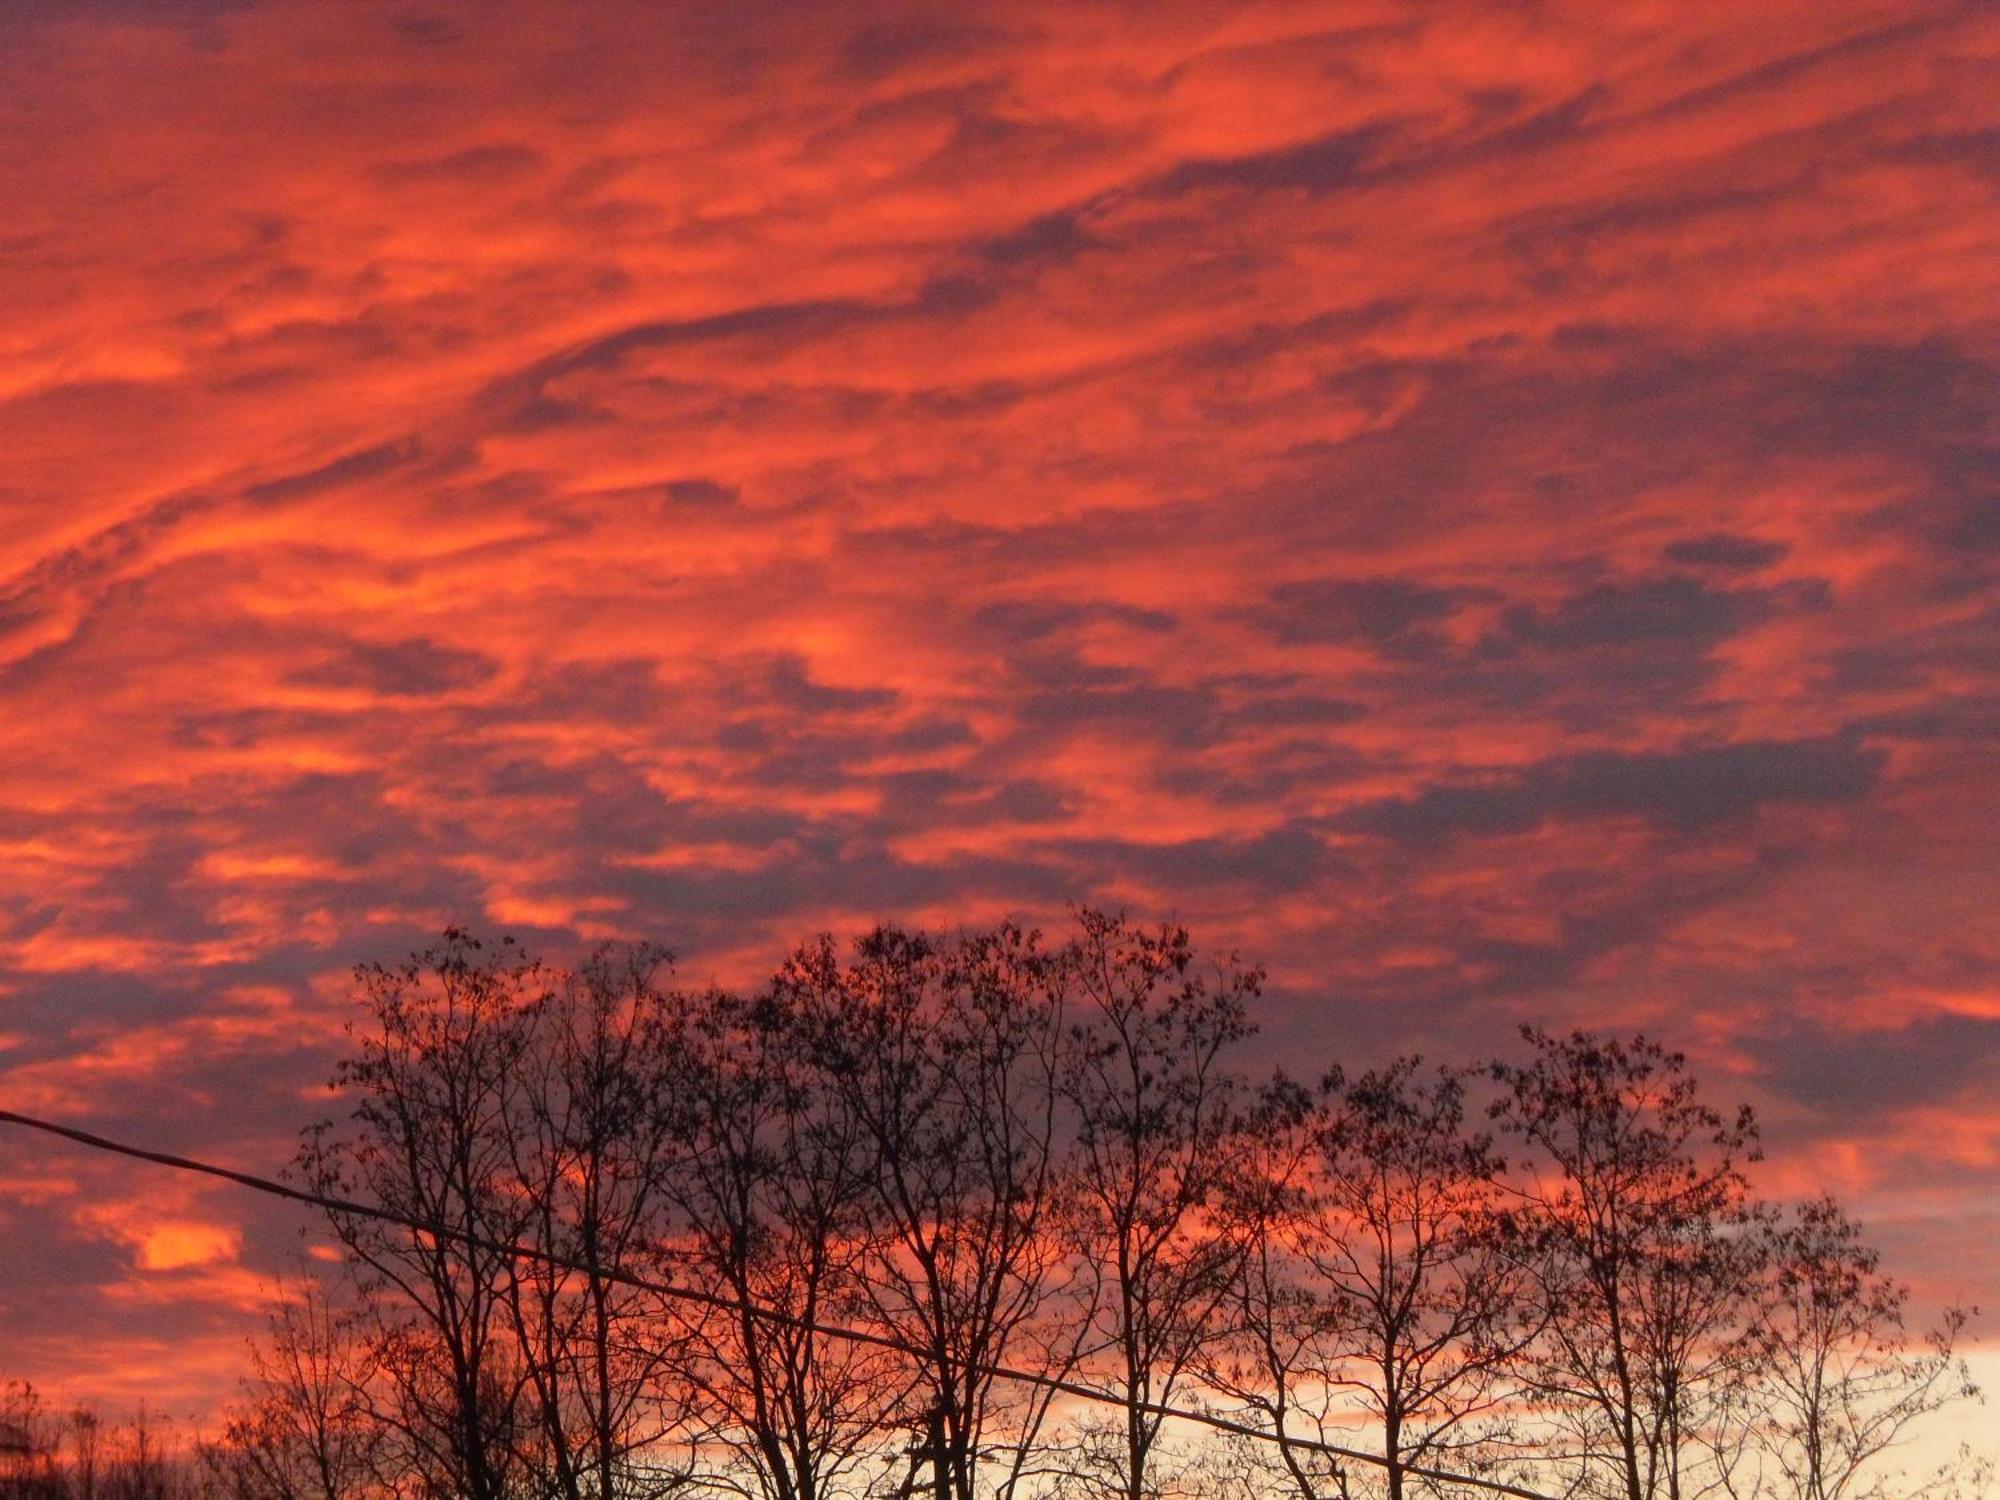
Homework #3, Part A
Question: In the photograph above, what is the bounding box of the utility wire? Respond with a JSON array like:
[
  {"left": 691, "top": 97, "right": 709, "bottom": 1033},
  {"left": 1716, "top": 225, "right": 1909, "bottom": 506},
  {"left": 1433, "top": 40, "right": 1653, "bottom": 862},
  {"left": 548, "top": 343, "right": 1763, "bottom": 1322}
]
[{"left": 0, "top": 1107, "right": 1555, "bottom": 1500}]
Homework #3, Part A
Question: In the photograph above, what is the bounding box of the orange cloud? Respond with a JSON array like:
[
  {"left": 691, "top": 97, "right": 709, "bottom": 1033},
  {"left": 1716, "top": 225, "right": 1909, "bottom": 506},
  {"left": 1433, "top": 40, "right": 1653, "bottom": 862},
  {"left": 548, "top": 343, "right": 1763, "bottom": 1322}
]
[{"left": 135, "top": 1222, "right": 241, "bottom": 1273}]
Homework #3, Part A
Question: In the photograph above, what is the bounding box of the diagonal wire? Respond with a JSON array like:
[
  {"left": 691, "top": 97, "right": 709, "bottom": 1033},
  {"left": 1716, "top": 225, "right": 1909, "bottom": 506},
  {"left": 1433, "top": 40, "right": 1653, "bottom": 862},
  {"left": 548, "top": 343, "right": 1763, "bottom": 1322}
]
[{"left": 0, "top": 1107, "right": 1556, "bottom": 1500}]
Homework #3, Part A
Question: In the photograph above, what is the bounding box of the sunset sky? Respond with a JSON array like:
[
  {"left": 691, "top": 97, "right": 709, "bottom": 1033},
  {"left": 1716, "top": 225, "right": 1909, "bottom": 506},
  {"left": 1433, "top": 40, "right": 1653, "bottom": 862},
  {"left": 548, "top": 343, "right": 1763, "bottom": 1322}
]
[{"left": 1, "top": 0, "right": 1996, "bottom": 1424}]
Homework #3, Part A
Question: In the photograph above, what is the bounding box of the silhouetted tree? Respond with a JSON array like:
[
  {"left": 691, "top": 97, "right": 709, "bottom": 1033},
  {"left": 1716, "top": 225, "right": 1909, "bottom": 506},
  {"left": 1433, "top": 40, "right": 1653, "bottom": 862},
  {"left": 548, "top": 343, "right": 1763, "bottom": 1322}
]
[
  {"left": 1215, "top": 1060, "right": 1529, "bottom": 1500},
  {"left": 297, "top": 931, "right": 540, "bottom": 1500},
  {"left": 210, "top": 1277, "right": 382, "bottom": 1500},
  {"left": 500, "top": 946, "right": 700, "bottom": 1500},
  {"left": 1490, "top": 1029, "right": 1764, "bottom": 1500},
  {"left": 650, "top": 984, "right": 903, "bottom": 1500},
  {"left": 1055, "top": 910, "right": 1259, "bottom": 1500},
  {"left": 64, "top": 1410, "right": 102, "bottom": 1500},
  {"left": 777, "top": 922, "right": 1077, "bottom": 1500},
  {"left": 1315, "top": 1059, "right": 1530, "bottom": 1499},
  {"left": 1203, "top": 1077, "right": 1350, "bottom": 1500},
  {"left": 1, "top": 1379, "right": 63, "bottom": 1500},
  {"left": 1732, "top": 1195, "right": 1983, "bottom": 1500}
]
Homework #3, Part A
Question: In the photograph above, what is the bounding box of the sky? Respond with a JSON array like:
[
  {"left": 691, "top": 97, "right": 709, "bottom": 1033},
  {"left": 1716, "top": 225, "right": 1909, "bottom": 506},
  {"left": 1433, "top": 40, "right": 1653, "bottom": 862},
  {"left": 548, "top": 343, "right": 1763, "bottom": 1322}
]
[{"left": 0, "top": 0, "right": 1996, "bottom": 1430}]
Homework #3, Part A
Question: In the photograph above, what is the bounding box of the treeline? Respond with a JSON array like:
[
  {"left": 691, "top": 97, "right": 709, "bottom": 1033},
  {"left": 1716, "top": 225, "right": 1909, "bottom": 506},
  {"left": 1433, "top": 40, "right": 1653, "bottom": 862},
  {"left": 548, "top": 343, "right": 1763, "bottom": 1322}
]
[
  {"left": 5, "top": 913, "right": 1986, "bottom": 1500},
  {"left": 0, "top": 1384, "right": 202, "bottom": 1500}
]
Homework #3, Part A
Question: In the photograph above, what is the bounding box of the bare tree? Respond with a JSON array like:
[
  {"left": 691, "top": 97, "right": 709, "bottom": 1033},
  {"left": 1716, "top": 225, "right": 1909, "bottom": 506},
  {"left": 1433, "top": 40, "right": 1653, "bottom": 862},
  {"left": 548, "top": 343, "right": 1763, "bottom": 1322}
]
[
  {"left": 67, "top": 1407, "right": 104, "bottom": 1500},
  {"left": 297, "top": 930, "right": 540, "bottom": 1500},
  {"left": 1489, "top": 1029, "right": 1764, "bottom": 1500},
  {"left": 1203, "top": 1077, "right": 1353, "bottom": 1500},
  {"left": 1321, "top": 1060, "right": 1529, "bottom": 1499},
  {"left": 1216, "top": 1060, "right": 1529, "bottom": 1500},
  {"left": 1731, "top": 1195, "right": 1983, "bottom": 1500},
  {"left": 210, "top": 1277, "right": 383, "bottom": 1500},
  {"left": 1055, "top": 910, "right": 1259, "bottom": 1500},
  {"left": 776, "top": 921, "right": 1077, "bottom": 1500},
  {"left": 1, "top": 1378, "right": 64, "bottom": 1500},
  {"left": 499, "top": 946, "right": 700, "bottom": 1500},
  {"left": 98, "top": 1405, "right": 196, "bottom": 1500},
  {"left": 651, "top": 984, "right": 905, "bottom": 1500}
]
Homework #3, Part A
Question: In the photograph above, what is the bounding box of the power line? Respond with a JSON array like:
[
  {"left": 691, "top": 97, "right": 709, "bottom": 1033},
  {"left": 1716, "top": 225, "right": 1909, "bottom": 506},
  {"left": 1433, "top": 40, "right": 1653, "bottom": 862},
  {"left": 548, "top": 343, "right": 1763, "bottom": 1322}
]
[{"left": 0, "top": 1107, "right": 1555, "bottom": 1500}]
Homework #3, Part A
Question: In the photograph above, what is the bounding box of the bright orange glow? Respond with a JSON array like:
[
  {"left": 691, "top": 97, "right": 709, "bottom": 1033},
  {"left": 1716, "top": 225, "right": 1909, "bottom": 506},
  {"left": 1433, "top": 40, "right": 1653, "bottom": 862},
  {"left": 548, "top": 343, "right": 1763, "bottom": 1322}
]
[{"left": 135, "top": 1223, "right": 241, "bottom": 1274}]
